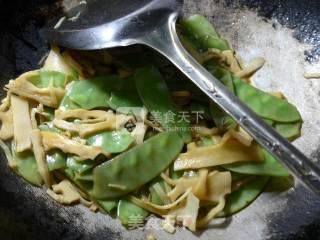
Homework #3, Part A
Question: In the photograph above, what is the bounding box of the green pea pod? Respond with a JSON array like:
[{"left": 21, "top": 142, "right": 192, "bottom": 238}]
[
  {"left": 182, "top": 14, "right": 220, "bottom": 39},
  {"left": 117, "top": 199, "right": 149, "bottom": 226},
  {"left": 233, "top": 77, "right": 302, "bottom": 123},
  {"left": 205, "top": 65, "right": 235, "bottom": 93},
  {"left": 149, "top": 187, "right": 163, "bottom": 205},
  {"left": 275, "top": 121, "right": 301, "bottom": 140},
  {"left": 29, "top": 70, "right": 76, "bottom": 88},
  {"left": 98, "top": 199, "right": 119, "bottom": 213},
  {"left": 263, "top": 118, "right": 274, "bottom": 126},
  {"left": 107, "top": 91, "right": 143, "bottom": 110},
  {"left": 12, "top": 146, "right": 42, "bottom": 186},
  {"left": 66, "top": 156, "right": 94, "bottom": 174},
  {"left": 86, "top": 129, "right": 134, "bottom": 153},
  {"left": 66, "top": 75, "right": 139, "bottom": 110},
  {"left": 46, "top": 149, "right": 66, "bottom": 171},
  {"left": 149, "top": 178, "right": 171, "bottom": 205},
  {"left": 59, "top": 94, "right": 81, "bottom": 111},
  {"left": 74, "top": 171, "right": 94, "bottom": 181},
  {"left": 205, "top": 65, "right": 236, "bottom": 130},
  {"left": 202, "top": 36, "right": 230, "bottom": 51},
  {"left": 223, "top": 149, "right": 289, "bottom": 177},
  {"left": 209, "top": 101, "right": 236, "bottom": 130},
  {"left": 67, "top": 77, "right": 110, "bottom": 109},
  {"left": 217, "top": 176, "right": 269, "bottom": 217},
  {"left": 92, "top": 131, "right": 184, "bottom": 199},
  {"left": 181, "top": 14, "right": 230, "bottom": 51},
  {"left": 135, "top": 67, "right": 192, "bottom": 143}
]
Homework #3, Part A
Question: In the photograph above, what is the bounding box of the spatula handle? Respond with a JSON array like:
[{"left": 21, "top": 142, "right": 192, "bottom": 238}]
[{"left": 142, "top": 13, "right": 320, "bottom": 196}]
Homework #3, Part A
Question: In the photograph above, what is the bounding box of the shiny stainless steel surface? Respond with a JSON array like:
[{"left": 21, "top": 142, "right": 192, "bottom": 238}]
[{"left": 42, "top": 0, "right": 320, "bottom": 196}]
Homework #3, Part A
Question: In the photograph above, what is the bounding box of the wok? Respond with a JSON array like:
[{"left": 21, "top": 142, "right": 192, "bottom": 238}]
[{"left": 0, "top": 0, "right": 320, "bottom": 239}]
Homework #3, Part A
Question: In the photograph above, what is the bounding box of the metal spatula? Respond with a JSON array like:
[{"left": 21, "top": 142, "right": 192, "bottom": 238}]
[{"left": 41, "top": 0, "right": 320, "bottom": 195}]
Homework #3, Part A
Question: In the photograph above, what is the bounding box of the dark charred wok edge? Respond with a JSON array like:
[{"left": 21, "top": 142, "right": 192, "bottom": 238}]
[
  {"left": 0, "top": 0, "right": 63, "bottom": 82},
  {"left": 223, "top": 0, "right": 320, "bottom": 63}
]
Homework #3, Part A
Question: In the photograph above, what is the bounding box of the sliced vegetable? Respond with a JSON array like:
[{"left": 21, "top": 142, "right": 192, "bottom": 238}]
[
  {"left": 6, "top": 74, "right": 65, "bottom": 108},
  {"left": 174, "top": 133, "right": 263, "bottom": 171},
  {"left": 233, "top": 77, "right": 301, "bottom": 123},
  {"left": 67, "top": 77, "right": 110, "bottom": 109},
  {"left": 31, "top": 129, "right": 51, "bottom": 187},
  {"left": 0, "top": 109, "right": 13, "bottom": 140},
  {"left": 182, "top": 14, "right": 230, "bottom": 51},
  {"left": 11, "top": 95, "right": 33, "bottom": 152},
  {"left": 107, "top": 91, "right": 143, "bottom": 110},
  {"left": 29, "top": 70, "right": 75, "bottom": 88},
  {"left": 217, "top": 176, "right": 269, "bottom": 217},
  {"left": 41, "top": 131, "right": 111, "bottom": 160},
  {"left": 117, "top": 199, "right": 149, "bottom": 226},
  {"left": 46, "top": 149, "right": 66, "bottom": 171},
  {"left": 86, "top": 129, "right": 134, "bottom": 153},
  {"left": 66, "top": 75, "right": 137, "bottom": 110},
  {"left": 98, "top": 199, "right": 119, "bottom": 213},
  {"left": 42, "top": 46, "right": 79, "bottom": 77},
  {"left": 66, "top": 156, "right": 95, "bottom": 174},
  {"left": 12, "top": 147, "right": 42, "bottom": 186},
  {"left": 209, "top": 102, "right": 236, "bottom": 130},
  {"left": 135, "top": 67, "right": 191, "bottom": 143},
  {"left": 223, "top": 149, "right": 289, "bottom": 177},
  {"left": 92, "top": 131, "right": 184, "bottom": 199},
  {"left": 275, "top": 121, "right": 301, "bottom": 140}
]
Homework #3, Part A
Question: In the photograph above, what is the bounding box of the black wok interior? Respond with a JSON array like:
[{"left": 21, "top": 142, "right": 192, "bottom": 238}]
[{"left": 0, "top": 0, "right": 320, "bottom": 239}]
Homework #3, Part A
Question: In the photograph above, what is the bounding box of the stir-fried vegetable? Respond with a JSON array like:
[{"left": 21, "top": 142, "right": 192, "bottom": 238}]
[
  {"left": 135, "top": 67, "right": 192, "bottom": 143},
  {"left": 93, "top": 131, "right": 184, "bottom": 199},
  {"left": 0, "top": 14, "right": 303, "bottom": 234}
]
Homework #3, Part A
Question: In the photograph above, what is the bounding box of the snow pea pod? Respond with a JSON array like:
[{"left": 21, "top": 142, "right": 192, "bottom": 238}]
[
  {"left": 223, "top": 149, "right": 289, "bottom": 177},
  {"left": 135, "top": 67, "right": 192, "bottom": 143},
  {"left": 67, "top": 77, "right": 110, "bottom": 109},
  {"left": 107, "top": 91, "right": 143, "bottom": 110},
  {"left": 233, "top": 77, "right": 301, "bottom": 123},
  {"left": 67, "top": 75, "right": 135, "bottom": 109},
  {"left": 217, "top": 176, "right": 269, "bottom": 217},
  {"left": 205, "top": 65, "right": 235, "bottom": 93},
  {"left": 59, "top": 94, "right": 81, "bottom": 111},
  {"left": 66, "top": 156, "right": 94, "bottom": 174},
  {"left": 117, "top": 199, "right": 149, "bottom": 226},
  {"left": 12, "top": 146, "right": 42, "bottom": 186},
  {"left": 74, "top": 171, "right": 94, "bottom": 181},
  {"left": 209, "top": 101, "right": 236, "bottom": 130},
  {"left": 29, "top": 70, "right": 76, "bottom": 88},
  {"left": 98, "top": 199, "right": 119, "bottom": 213},
  {"left": 275, "top": 121, "right": 301, "bottom": 140},
  {"left": 92, "top": 131, "right": 184, "bottom": 199},
  {"left": 87, "top": 129, "right": 134, "bottom": 153},
  {"left": 181, "top": 14, "right": 230, "bottom": 51},
  {"left": 46, "top": 149, "right": 66, "bottom": 171}
]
